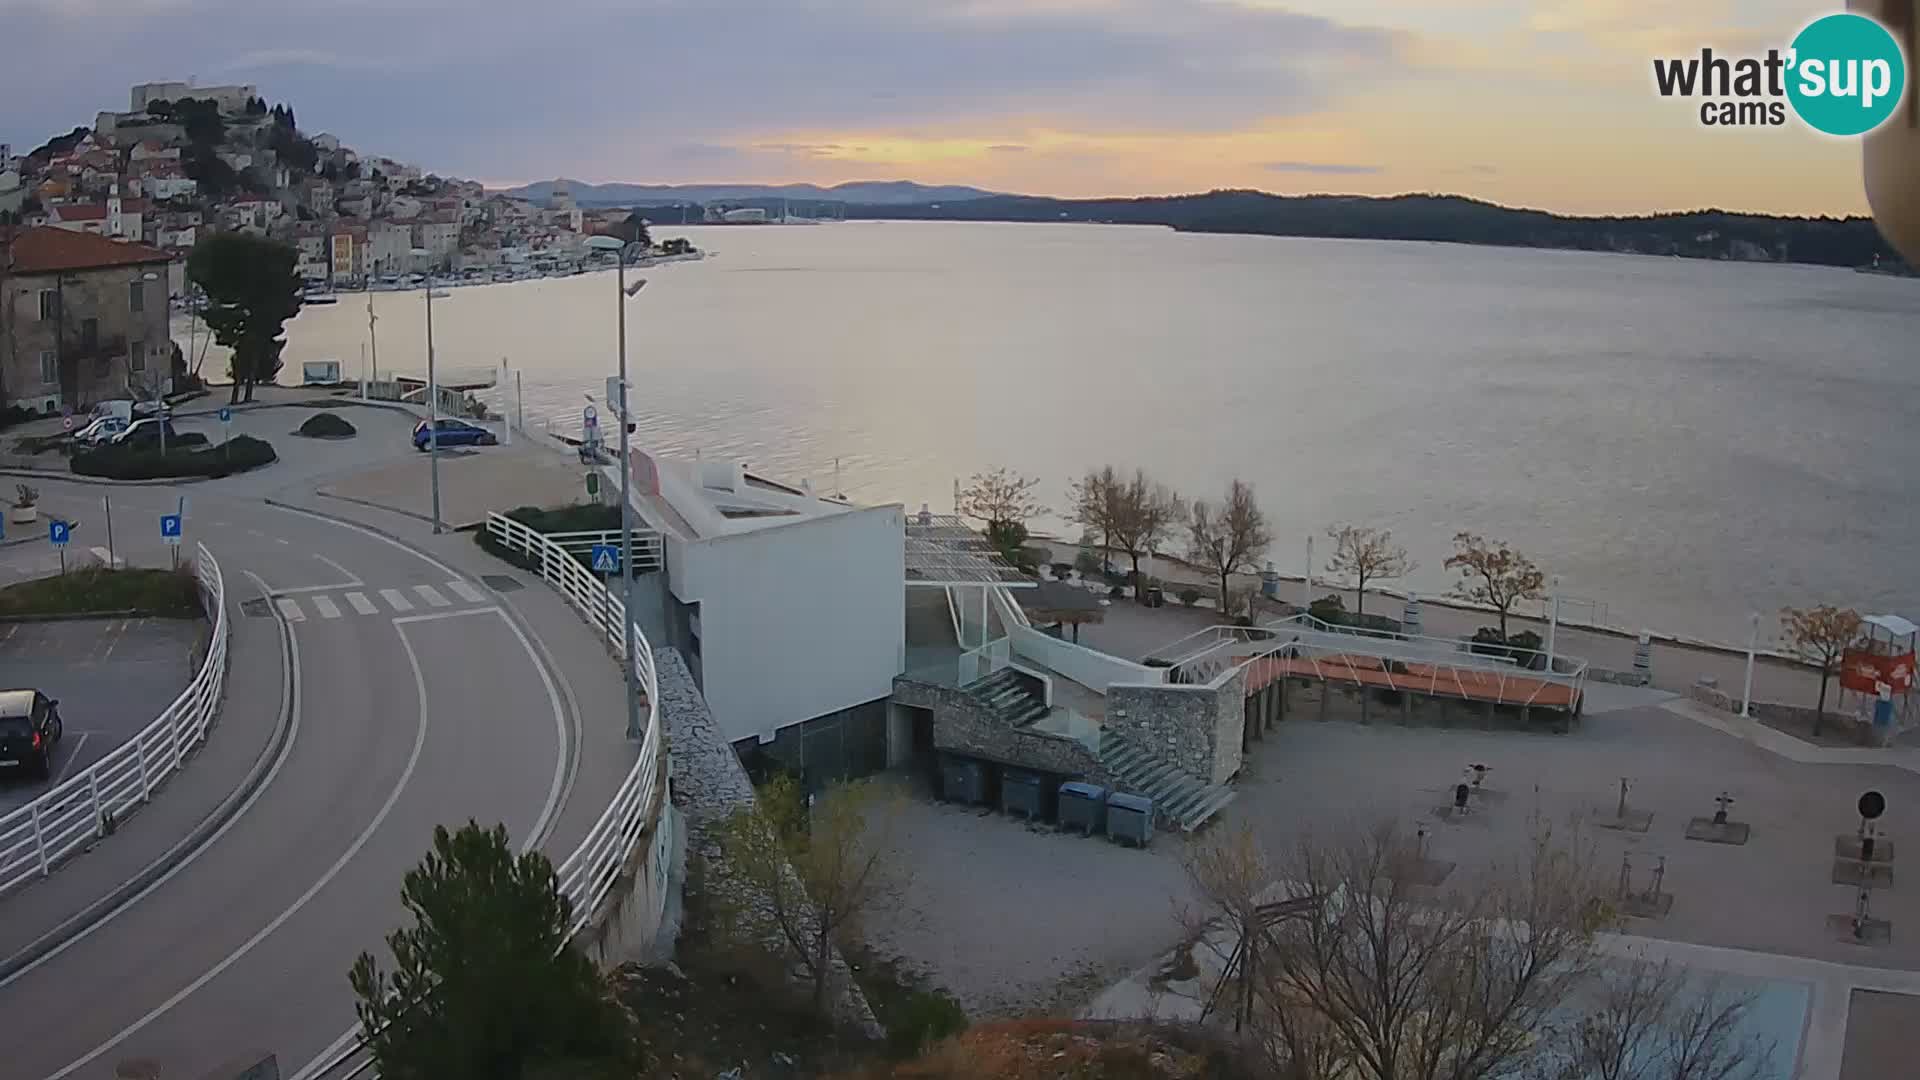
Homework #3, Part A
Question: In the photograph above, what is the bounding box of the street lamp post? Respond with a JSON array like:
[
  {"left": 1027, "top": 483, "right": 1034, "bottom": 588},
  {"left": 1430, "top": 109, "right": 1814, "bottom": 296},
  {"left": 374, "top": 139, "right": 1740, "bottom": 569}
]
[
  {"left": 587, "top": 234, "right": 648, "bottom": 740},
  {"left": 418, "top": 250, "right": 442, "bottom": 533}
]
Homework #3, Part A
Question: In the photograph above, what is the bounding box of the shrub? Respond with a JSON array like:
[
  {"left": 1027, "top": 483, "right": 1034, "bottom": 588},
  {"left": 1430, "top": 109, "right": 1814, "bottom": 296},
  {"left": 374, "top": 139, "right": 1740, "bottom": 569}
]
[
  {"left": 885, "top": 988, "right": 969, "bottom": 1058},
  {"left": 1508, "top": 630, "right": 1545, "bottom": 668},
  {"left": 1108, "top": 585, "right": 1126, "bottom": 598},
  {"left": 296, "top": 411, "right": 358, "bottom": 438},
  {"left": 0, "top": 404, "right": 38, "bottom": 430},
  {"left": 1179, "top": 587, "right": 1201, "bottom": 607},
  {"left": 1468, "top": 626, "right": 1508, "bottom": 656},
  {"left": 72, "top": 434, "right": 276, "bottom": 480},
  {"left": 1308, "top": 593, "right": 1348, "bottom": 625},
  {"left": 0, "top": 566, "right": 201, "bottom": 617},
  {"left": 1073, "top": 549, "right": 1102, "bottom": 577},
  {"left": 13, "top": 483, "right": 38, "bottom": 509},
  {"left": 1050, "top": 561, "right": 1075, "bottom": 581}
]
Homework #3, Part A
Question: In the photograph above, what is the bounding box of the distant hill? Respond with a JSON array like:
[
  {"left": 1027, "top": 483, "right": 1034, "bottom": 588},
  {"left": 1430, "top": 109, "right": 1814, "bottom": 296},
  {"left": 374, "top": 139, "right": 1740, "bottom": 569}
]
[
  {"left": 497, "top": 179, "right": 1000, "bottom": 207},
  {"left": 840, "top": 190, "right": 1901, "bottom": 269}
]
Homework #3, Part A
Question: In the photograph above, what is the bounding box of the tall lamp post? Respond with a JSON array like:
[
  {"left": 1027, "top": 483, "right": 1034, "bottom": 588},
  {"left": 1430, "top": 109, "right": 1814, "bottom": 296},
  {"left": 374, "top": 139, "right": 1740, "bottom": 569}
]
[
  {"left": 586, "top": 234, "right": 649, "bottom": 740},
  {"left": 416, "top": 248, "right": 443, "bottom": 533}
]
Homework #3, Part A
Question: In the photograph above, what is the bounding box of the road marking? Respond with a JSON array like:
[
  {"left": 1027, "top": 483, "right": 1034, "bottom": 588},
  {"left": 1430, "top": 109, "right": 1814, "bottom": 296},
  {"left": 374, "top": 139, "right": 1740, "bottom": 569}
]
[
  {"left": 344, "top": 591, "right": 378, "bottom": 616},
  {"left": 311, "top": 595, "right": 341, "bottom": 620},
  {"left": 379, "top": 588, "right": 413, "bottom": 612},
  {"left": 0, "top": 569, "right": 302, "bottom": 993},
  {"left": 47, "top": 596, "right": 428, "bottom": 1080},
  {"left": 311, "top": 553, "right": 361, "bottom": 585},
  {"left": 275, "top": 537, "right": 290, "bottom": 546},
  {"left": 275, "top": 597, "right": 305, "bottom": 622},
  {"left": 446, "top": 579, "right": 486, "bottom": 604},
  {"left": 412, "top": 583, "right": 451, "bottom": 608},
  {"left": 391, "top": 606, "right": 499, "bottom": 626},
  {"left": 48, "top": 733, "right": 91, "bottom": 787}
]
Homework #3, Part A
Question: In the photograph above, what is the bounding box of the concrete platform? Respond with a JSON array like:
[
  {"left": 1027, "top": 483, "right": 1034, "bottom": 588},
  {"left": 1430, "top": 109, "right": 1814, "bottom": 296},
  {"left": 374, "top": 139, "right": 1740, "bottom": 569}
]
[{"left": 316, "top": 437, "right": 593, "bottom": 528}]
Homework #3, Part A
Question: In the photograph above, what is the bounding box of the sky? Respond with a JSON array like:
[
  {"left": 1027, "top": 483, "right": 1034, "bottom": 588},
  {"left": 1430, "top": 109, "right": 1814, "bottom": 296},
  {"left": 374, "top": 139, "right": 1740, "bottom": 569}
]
[{"left": 0, "top": 0, "right": 1882, "bottom": 216}]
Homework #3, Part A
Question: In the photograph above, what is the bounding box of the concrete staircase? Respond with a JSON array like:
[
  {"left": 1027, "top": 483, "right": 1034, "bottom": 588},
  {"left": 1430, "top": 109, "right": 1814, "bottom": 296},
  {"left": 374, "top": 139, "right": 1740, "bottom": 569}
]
[
  {"left": 1097, "top": 730, "right": 1237, "bottom": 832},
  {"left": 967, "top": 668, "right": 1050, "bottom": 726}
]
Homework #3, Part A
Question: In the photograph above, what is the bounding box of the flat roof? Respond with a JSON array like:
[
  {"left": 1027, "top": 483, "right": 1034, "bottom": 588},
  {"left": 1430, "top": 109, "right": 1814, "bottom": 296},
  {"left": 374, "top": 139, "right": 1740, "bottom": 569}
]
[{"left": 904, "top": 513, "right": 1030, "bottom": 585}]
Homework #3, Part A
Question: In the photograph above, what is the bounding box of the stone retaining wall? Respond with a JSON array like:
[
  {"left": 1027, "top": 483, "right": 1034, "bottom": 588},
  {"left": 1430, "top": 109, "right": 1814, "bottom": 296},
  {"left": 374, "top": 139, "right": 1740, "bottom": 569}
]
[
  {"left": 1107, "top": 668, "right": 1246, "bottom": 785},
  {"left": 1685, "top": 681, "right": 1887, "bottom": 745},
  {"left": 893, "top": 676, "right": 1110, "bottom": 785}
]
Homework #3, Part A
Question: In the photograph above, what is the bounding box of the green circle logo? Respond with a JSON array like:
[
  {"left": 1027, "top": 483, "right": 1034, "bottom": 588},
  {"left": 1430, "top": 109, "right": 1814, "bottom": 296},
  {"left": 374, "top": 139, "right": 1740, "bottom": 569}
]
[{"left": 1787, "top": 13, "right": 1908, "bottom": 136}]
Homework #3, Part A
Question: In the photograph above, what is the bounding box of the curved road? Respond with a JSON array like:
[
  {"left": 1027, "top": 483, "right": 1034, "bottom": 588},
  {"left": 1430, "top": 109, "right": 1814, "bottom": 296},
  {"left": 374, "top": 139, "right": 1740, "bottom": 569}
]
[{"left": 0, "top": 478, "right": 581, "bottom": 1080}]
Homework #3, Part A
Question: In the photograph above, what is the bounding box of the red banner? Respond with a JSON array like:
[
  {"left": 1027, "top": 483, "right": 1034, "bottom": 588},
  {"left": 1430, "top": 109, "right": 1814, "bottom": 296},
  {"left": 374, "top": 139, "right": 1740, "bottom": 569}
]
[{"left": 1841, "top": 650, "right": 1917, "bottom": 695}]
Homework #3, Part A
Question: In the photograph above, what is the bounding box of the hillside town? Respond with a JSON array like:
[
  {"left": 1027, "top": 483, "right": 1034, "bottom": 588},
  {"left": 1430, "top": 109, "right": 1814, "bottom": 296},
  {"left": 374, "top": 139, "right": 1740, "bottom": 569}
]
[{"left": 0, "top": 80, "right": 652, "bottom": 413}]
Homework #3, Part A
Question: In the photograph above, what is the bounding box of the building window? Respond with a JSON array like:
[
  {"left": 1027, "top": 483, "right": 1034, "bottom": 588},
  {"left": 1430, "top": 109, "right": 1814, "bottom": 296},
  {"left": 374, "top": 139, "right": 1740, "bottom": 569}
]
[
  {"left": 130, "top": 339, "right": 146, "bottom": 372},
  {"left": 39, "top": 351, "right": 57, "bottom": 386},
  {"left": 129, "top": 279, "right": 144, "bottom": 313},
  {"left": 38, "top": 290, "right": 58, "bottom": 322},
  {"left": 79, "top": 318, "right": 98, "bottom": 351}
]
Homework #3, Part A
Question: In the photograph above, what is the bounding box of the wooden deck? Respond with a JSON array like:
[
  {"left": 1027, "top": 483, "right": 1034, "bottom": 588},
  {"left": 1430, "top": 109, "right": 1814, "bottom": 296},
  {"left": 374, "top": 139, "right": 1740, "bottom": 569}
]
[{"left": 1240, "top": 653, "right": 1582, "bottom": 710}]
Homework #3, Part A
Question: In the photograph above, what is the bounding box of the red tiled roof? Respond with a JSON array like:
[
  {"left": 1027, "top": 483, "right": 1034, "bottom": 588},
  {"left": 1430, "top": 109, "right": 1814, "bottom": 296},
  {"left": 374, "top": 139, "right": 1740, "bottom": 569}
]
[
  {"left": 49, "top": 203, "right": 108, "bottom": 221},
  {"left": 2, "top": 226, "right": 173, "bottom": 273}
]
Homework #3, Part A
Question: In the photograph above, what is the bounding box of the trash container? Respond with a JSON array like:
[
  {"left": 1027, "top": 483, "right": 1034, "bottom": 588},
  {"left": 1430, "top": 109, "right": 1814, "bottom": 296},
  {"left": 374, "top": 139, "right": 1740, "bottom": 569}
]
[
  {"left": 1107, "top": 792, "right": 1154, "bottom": 848},
  {"left": 941, "top": 755, "right": 987, "bottom": 806},
  {"left": 1059, "top": 781, "right": 1108, "bottom": 836},
  {"left": 1144, "top": 586, "right": 1165, "bottom": 609},
  {"left": 1002, "top": 769, "right": 1044, "bottom": 821}
]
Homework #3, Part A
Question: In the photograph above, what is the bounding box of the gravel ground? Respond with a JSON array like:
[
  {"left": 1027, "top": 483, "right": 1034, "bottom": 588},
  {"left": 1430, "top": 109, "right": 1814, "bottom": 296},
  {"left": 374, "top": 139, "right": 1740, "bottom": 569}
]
[{"left": 863, "top": 791, "right": 1196, "bottom": 1019}]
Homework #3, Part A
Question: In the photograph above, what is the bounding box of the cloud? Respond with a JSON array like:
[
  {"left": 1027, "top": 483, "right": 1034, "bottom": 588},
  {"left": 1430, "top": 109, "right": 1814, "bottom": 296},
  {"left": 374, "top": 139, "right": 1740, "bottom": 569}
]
[
  {"left": 988, "top": 144, "right": 1028, "bottom": 153},
  {"left": 1263, "top": 160, "right": 1383, "bottom": 174}
]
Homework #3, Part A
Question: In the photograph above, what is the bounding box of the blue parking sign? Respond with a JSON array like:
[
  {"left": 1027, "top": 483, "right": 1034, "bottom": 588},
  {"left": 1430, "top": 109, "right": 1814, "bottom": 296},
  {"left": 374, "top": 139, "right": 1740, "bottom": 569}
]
[
  {"left": 160, "top": 514, "right": 183, "bottom": 544},
  {"left": 48, "top": 520, "right": 69, "bottom": 546},
  {"left": 217, "top": 407, "right": 232, "bottom": 424},
  {"left": 590, "top": 544, "right": 619, "bottom": 573}
]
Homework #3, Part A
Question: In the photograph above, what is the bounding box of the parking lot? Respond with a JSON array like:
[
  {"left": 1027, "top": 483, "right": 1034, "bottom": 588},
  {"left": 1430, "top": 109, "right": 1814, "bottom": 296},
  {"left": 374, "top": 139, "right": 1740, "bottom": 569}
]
[{"left": 0, "top": 617, "right": 203, "bottom": 812}]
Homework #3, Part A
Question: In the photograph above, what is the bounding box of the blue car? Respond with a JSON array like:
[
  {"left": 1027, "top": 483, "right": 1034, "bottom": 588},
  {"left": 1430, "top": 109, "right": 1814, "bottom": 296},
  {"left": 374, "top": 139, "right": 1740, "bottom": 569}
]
[{"left": 413, "top": 418, "right": 498, "bottom": 451}]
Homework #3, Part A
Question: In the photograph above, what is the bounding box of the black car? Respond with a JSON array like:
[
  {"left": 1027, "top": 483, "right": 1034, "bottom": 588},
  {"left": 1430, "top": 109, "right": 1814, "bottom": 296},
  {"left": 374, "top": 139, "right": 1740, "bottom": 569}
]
[{"left": 0, "top": 689, "right": 63, "bottom": 781}]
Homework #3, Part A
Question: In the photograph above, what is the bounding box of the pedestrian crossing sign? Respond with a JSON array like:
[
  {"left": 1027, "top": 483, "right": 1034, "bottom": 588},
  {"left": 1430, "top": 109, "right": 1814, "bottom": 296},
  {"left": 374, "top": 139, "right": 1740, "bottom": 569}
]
[{"left": 590, "top": 544, "right": 619, "bottom": 573}]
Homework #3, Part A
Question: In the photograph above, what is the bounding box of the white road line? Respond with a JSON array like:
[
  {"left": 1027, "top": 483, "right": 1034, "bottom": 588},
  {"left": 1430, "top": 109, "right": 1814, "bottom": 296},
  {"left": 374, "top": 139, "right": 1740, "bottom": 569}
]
[
  {"left": 311, "top": 553, "right": 362, "bottom": 585},
  {"left": 274, "top": 597, "right": 305, "bottom": 622},
  {"left": 0, "top": 568, "right": 302, "bottom": 991},
  {"left": 379, "top": 588, "right": 413, "bottom": 612},
  {"left": 446, "top": 579, "right": 486, "bottom": 604},
  {"left": 47, "top": 599, "right": 430, "bottom": 1080},
  {"left": 344, "top": 591, "right": 378, "bottom": 616},
  {"left": 391, "top": 606, "right": 499, "bottom": 626},
  {"left": 310, "top": 595, "right": 341, "bottom": 620},
  {"left": 412, "top": 583, "right": 451, "bottom": 608},
  {"left": 48, "top": 733, "right": 91, "bottom": 787}
]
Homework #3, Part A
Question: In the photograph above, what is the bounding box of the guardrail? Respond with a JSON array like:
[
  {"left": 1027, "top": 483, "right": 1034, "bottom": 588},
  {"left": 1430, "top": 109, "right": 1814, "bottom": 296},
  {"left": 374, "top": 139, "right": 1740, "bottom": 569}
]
[
  {"left": 536, "top": 527, "right": 665, "bottom": 575},
  {"left": 0, "top": 542, "right": 227, "bottom": 897},
  {"left": 311, "top": 516, "right": 670, "bottom": 1078},
  {"left": 482, "top": 511, "right": 666, "bottom": 934}
]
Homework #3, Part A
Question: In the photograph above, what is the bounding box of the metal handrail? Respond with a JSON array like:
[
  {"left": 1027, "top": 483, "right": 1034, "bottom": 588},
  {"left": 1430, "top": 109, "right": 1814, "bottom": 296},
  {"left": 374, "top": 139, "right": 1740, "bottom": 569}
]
[
  {"left": 0, "top": 542, "right": 228, "bottom": 898},
  {"left": 310, "top": 516, "right": 669, "bottom": 1078},
  {"left": 484, "top": 511, "right": 665, "bottom": 936}
]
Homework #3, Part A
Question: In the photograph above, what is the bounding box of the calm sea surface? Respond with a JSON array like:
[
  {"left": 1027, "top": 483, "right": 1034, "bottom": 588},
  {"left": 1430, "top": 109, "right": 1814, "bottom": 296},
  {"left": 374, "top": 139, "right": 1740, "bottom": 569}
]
[{"left": 267, "top": 221, "right": 1920, "bottom": 646}]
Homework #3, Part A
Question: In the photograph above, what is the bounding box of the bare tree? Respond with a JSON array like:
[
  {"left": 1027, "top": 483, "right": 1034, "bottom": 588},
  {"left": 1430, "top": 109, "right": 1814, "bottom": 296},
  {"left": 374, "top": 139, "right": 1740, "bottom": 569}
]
[
  {"left": 713, "top": 775, "right": 905, "bottom": 1012},
  {"left": 1445, "top": 532, "right": 1546, "bottom": 640},
  {"left": 1189, "top": 479, "right": 1272, "bottom": 620},
  {"left": 958, "top": 466, "right": 1044, "bottom": 537},
  {"left": 1779, "top": 604, "right": 1866, "bottom": 736},
  {"left": 1067, "top": 465, "right": 1123, "bottom": 571},
  {"left": 1324, "top": 524, "right": 1415, "bottom": 619},
  {"left": 1558, "top": 957, "right": 1774, "bottom": 1080},
  {"left": 1109, "top": 468, "right": 1183, "bottom": 602}
]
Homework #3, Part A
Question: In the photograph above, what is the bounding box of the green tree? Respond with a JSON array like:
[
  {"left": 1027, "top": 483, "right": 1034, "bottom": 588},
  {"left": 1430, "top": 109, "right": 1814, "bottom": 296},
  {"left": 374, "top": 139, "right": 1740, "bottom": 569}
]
[
  {"left": 349, "top": 821, "right": 639, "bottom": 1080},
  {"left": 187, "top": 232, "right": 303, "bottom": 404}
]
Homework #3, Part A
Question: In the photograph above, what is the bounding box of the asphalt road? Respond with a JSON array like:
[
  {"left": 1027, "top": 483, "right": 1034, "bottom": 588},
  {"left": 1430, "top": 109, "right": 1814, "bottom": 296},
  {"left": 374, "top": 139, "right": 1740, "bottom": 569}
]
[
  {"left": 0, "top": 477, "right": 579, "bottom": 1080},
  {"left": 0, "top": 618, "right": 202, "bottom": 813}
]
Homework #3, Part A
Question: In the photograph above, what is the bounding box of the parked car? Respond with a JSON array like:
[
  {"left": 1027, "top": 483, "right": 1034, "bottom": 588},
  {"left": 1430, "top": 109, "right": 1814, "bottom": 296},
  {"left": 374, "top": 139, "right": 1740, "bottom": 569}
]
[
  {"left": 0, "top": 690, "right": 64, "bottom": 781},
  {"left": 86, "top": 399, "right": 161, "bottom": 425},
  {"left": 73, "top": 416, "right": 128, "bottom": 446},
  {"left": 412, "top": 418, "right": 497, "bottom": 451},
  {"left": 108, "top": 417, "right": 181, "bottom": 448}
]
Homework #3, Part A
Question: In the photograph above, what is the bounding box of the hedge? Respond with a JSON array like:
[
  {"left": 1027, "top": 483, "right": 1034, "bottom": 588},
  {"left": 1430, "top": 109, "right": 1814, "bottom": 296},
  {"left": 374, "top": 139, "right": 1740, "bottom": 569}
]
[
  {"left": 73, "top": 435, "right": 277, "bottom": 480},
  {"left": 0, "top": 566, "right": 202, "bottom": 617},
  {"left": 297, "top": 412, "right": 357, "bottom": 438}
]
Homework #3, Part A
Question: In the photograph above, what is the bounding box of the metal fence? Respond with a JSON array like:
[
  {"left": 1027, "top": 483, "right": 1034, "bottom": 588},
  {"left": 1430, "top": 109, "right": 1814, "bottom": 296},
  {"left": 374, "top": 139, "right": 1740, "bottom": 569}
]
[
  {"left": 0, "top": 542, "right": 227, "bottom": 897},
  {"left": 535, "top": 527, "right": 665, "bottom": 575},
  {"left": 484, "top": 511, "right": 666, "bottom": 936},
  {"left": 308, "top": 516, "right": 669, "bottom": 1079}
]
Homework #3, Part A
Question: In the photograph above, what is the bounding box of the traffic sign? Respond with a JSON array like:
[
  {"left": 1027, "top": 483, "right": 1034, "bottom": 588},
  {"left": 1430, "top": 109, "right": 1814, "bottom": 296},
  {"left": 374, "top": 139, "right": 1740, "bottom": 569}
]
[
  {"left": 160, "top": 514, "right": 183, "bottom": 544},
  {"left": 590, "top": 544, "right": 619, "bottom": 573},
  {"left": 48, "top": 520, "right": 69, "bottom": 546},
  {"left": 62, "top": 416, "right": 73, "bottom": 432},
  {"left": 217, "top": 407, "right": 232, "bottom": 424}
]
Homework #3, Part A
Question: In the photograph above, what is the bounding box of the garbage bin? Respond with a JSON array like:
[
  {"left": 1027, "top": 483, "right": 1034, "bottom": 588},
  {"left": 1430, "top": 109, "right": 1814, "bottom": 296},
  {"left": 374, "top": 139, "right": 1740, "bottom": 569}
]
[
  {"left": 1002, "top": 769, "right": 1044, "bottom": 821},
  {"left": 1106, "top": 792, "right": 1154, "bottom": 848},
  {"left": 1059, "top": 781, "right": 1108, "bottom": 836},
  {"left": 1144, "top": 586, "right": 1165, "bottom": 609},
  {"left": 941, "top": 755, "right": 987, "bottom": 806}
]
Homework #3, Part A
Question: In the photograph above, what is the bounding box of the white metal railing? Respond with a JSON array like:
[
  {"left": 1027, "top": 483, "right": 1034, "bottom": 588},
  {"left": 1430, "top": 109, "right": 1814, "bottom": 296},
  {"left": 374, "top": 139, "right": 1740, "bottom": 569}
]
[
  {"left": 0, "top": 542, "right": 228, "bottom": 897},
  {"left": 536, "top": 528, "right": 665, "bottom": 574},
  {"left": 957, "top": 636, "right": 1011, "bottom": 687},
  {"left": 484, "top": 511, "right": 666, "bottom": 937},
  {"left": 1008, "top": 621, "right": 1166, "bottom": 694}
]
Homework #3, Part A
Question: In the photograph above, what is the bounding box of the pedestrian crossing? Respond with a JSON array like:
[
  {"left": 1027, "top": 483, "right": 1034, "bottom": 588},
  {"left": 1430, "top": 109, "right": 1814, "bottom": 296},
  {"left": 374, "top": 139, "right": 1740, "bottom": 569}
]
[{"left": 269, "top": 581, "right": 491, "bottom": 622}]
